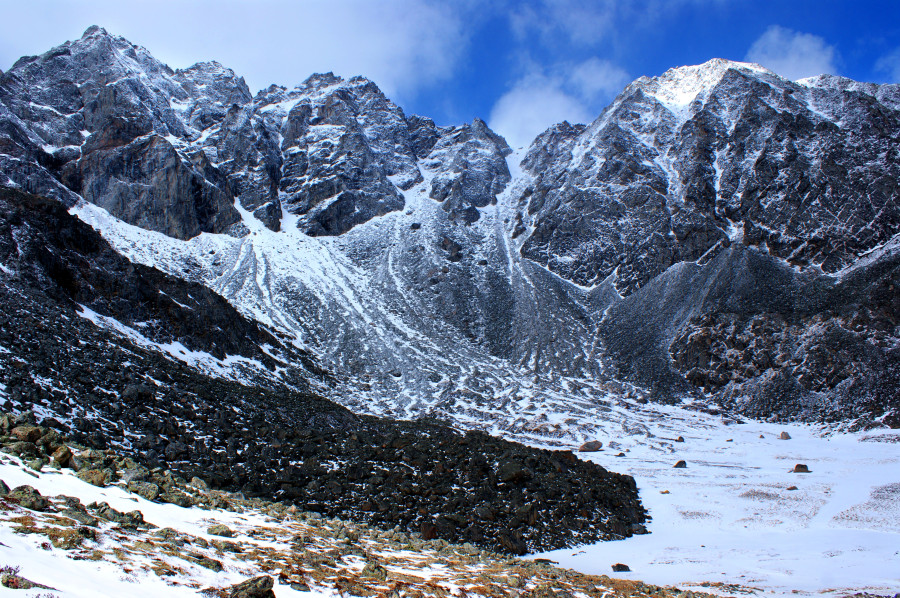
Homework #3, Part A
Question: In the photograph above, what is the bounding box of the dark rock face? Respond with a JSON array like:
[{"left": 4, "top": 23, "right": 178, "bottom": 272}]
[
  {"left": 0, "top": 26, "right": 242, "bottom": 238},
  {"left": 505, "top": 60, "right": 900, "bottom": 426},
  {"left": 0, "top": 28, "right": 514, "bottom": 240},
  {"left": 599, "top": 242, "right": 900, "bottom": 426},
  {"left": 426, "top": 118, "right": 512, "bottom": 223},
  {"left": 67, "top": 134, "right": 240, "bottom": 240},
  {"left": 518, "top": 60, "right": 900, "bottom": 296},
  {"left": 275, "top": 73, "right": 413, "bottom": 235}
]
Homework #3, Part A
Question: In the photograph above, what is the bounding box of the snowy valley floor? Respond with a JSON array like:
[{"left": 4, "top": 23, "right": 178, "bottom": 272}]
[
  {"left": 0, "top": 400, "right": 897, "bottom": 597},
  {"left": 523, "top": 402, "right": 900, "bottom": 596}
]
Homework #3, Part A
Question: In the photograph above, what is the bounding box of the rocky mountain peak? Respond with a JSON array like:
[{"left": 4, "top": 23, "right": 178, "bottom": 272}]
[
  {"left": 0, "top": 27, "right": 519, "bottom": 239},
  {"left": 632, "top": 58, "right": 776, "bottom": 114},
  {"left": 301, "top": 71, "right": 346, "bottom": 89},
  {"left": 519, "top": 56, "right": 900, "bottom": 293},
  {"left": 175, "top": 61, "right": 251, "bottom": 101}
]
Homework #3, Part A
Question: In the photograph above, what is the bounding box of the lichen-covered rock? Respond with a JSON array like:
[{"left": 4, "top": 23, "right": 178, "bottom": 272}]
[
  {"left": 10, "top": 425, "right": 42, "bottom": 443},
  {"left": 226, "top": 575, "right": 275, "bottom": 598},
  {"left": 207, "top": 524, "right": 234, "bottom": 537},
  {"left": 50, "top": 445, "right": 73, "bottom": 468},
  {"left": 48, "top": 528, "right": 85, "bottom": 549},
  {"left": 8, "top": 485, "right": 50, "bottom": 511},
  {"left": 128, "top": 481, "right": 160, "bottom": 501},
  {"left": 77, "top": 468, "right": 113, "bottom": 487}
]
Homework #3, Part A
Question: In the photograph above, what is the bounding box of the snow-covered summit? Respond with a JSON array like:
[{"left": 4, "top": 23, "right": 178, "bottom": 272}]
[{"left": 633, "top": 58, "right": 776, "bottom": 114}]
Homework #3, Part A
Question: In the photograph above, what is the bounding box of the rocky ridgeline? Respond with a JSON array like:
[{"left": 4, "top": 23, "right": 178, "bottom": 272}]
[
  {"left": 0, "top": 440, "right": 709, "bottom": 598},
  {"left": 0, "top": 187, "right": 647, "bottom": 554},
  {"left": 0, "top": 26, "right": 511, "bottom": 238},
  {"left": 518, "top": 60, "right": 900, "bottom": 294}
]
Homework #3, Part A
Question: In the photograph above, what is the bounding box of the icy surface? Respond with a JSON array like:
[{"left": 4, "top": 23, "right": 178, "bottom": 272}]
[{"left": 636, "top": 59, "right": 773, "bottom": 120}]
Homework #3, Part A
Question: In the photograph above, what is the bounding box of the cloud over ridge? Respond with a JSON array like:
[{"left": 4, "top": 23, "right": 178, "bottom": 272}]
[{"left": 745, "top": 25, "right": 837, "bottom": 80}]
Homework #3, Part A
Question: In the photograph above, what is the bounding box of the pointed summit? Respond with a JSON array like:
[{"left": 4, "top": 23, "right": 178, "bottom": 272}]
[
  {"left": 634, "top": 58, "right": 777, "bottom": 113},
  {"left": 81, "top": 24, "right": 109, "bottom": 38}
]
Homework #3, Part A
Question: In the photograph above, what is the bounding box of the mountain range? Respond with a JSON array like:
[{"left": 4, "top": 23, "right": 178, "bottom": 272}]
[{"left": 0, "top": 25, "right": 898, "bottom": 554}]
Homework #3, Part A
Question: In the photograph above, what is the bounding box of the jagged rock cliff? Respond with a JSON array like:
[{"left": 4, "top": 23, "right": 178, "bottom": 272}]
[
  {"left": 0, "top": 27, "right": 511, "bottom": 239},
  {"left": 517, "top": 59, "right": 900, "bottom": 296},
  {"left": 1, "top": 30, "right": 898, "bottom": 427}
]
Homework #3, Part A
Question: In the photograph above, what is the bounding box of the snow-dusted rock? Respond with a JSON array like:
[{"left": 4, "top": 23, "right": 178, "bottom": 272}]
[{"left": 518, "top": 59, "right": 900, "bottom": 295}]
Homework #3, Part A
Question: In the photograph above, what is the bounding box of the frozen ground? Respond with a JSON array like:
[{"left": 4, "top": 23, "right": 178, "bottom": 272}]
[
  {"left": 528, "top": 402, "right": 900, "bottom": 596},
  {"left": 0, "top": 456, "right": 328, "bottom": 598},
  {"left": 0, "top": 395, "right": 897, "bottom": 596},
  {"left": 0, "top": 449, "right": 677, "bottom": 598}
]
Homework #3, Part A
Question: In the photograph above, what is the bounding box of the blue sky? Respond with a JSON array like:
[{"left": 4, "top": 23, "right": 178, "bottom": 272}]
[{"left": 1, "top": 0, "right": 899, "bottom": 147}]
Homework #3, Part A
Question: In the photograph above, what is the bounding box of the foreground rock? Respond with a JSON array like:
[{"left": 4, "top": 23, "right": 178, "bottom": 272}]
[
  {"left": 0, "top": 447, "right": 717, "bottom": 598},
  {"left": 226, "top": 576, "right": 275, "bottom": 598}
]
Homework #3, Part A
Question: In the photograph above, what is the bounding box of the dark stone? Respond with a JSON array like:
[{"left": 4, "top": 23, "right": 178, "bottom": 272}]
[
  {"left": 8, "top": 485, "right": 50, "bottom": 511},
  {"left": 498, "top": 530, "right": 527, "bottom": 555},
  {"left": 227, "top": 575, "right": 275, "bottom": 598},
  {"left": 497, "top": 462, "right": 532, "bottom": 484},
  {"left": 185, "top": 552, "right": 223, "bottom": 572}
]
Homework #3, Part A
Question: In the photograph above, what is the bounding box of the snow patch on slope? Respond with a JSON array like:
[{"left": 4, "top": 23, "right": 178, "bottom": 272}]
[{"left": 76, "top": 304, "right": 269, "bottom": 383}]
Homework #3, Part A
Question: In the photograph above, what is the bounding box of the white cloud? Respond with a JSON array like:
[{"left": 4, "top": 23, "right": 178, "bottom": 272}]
[
  {"left": 509, "top": 0, "right": 617, "bottom": 47},
  {"left": 489, "top": 78, "right": 593, "bottom": 149},
  {"left": 569, "top": 57, "right": 630, "bottom": 98},
  {"left": 875, "top": 48, "right": 900, "bottom": 83},
  {"left": 0, "top": 0, "right": 471, "bottom": 102},
  {"left": 745, "top": 25, "right": 837, "bottom": 81},
  {"left": 488, "top": 58, "right": 628, "bottom": 149}
]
